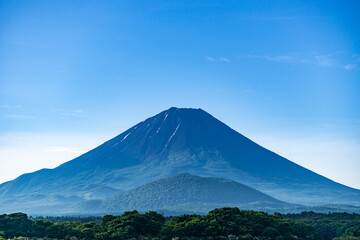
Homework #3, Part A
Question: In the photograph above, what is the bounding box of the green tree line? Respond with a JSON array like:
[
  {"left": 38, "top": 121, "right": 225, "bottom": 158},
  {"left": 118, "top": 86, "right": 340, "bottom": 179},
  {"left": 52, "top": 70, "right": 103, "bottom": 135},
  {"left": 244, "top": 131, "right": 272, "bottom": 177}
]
[
  {"left": 284, "top": 211, "right": 360, "bottom": 240},
  {"left": 0, "top": 207, "right": 359, "bottom": 239}
]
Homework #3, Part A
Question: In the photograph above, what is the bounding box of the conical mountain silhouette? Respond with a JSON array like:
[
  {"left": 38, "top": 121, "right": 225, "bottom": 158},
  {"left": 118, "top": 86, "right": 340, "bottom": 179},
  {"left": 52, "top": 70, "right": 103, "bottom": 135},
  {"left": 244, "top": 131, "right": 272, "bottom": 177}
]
[{"left": 0, "top": 107, "right": 359, "bottom": 213}]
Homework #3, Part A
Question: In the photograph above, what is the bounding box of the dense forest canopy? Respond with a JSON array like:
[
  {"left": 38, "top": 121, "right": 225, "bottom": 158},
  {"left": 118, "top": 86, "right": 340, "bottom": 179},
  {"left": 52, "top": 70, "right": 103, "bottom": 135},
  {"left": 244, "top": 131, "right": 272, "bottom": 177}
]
[
  {"left": 0, "top": 207, "right": 359, "bottom": 240},
  {"left": 284, "top": 211, "right": 360, "bottom": 240}
]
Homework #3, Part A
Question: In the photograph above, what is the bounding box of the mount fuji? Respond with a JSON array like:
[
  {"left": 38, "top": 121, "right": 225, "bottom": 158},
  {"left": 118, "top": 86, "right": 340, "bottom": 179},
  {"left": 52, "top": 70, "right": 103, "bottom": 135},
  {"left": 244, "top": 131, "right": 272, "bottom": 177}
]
[{"left": 0, "top": 107, "right": 359, "bottom": 214}]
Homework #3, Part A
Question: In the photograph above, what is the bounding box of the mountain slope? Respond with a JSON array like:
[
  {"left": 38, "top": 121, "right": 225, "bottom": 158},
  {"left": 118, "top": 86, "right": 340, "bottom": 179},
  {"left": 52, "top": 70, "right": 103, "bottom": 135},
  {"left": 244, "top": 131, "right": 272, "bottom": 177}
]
[
  {"left": 0, "top": 107, "right": 359, "bottom": 213},
  {"left": 71, "top": 173, "right": 294, "bottom": 214}
]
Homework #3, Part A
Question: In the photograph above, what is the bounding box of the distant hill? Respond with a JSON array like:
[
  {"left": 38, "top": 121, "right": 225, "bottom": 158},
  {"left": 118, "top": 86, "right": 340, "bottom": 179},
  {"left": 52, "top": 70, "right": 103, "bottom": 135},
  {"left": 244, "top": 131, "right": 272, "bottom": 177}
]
[
  {"left": 0, "top": 107, "right": 359, "bottom": 214},
  {"left": 70, "top": 173, "right": 294, "bottom": 214},
  {"left": 286, "top": 204, "right": 360, "bottom": 214}
]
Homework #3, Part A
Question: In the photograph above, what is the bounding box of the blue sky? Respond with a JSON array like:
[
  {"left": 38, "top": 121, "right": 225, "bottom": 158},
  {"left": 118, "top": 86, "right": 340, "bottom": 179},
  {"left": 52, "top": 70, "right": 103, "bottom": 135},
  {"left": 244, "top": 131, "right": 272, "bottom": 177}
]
[{"left": 1, "top": 1, "right": 359, "bottom": 188}]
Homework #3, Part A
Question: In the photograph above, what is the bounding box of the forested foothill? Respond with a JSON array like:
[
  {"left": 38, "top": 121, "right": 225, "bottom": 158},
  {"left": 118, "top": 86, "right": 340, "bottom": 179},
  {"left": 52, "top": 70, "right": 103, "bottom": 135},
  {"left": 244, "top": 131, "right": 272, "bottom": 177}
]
[{"left": 0, "top": 207, "right": 359, "bottom": 240}]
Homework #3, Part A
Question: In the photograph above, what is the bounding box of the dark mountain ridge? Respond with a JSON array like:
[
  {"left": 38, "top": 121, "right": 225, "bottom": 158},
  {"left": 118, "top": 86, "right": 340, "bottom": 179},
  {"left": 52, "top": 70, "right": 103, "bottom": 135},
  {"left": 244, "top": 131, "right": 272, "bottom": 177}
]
[
  {"left": 70, "top": 173, "right": 295, "bottom": 214},
  {"left": 0, "top": 107, "right": 359, "bottom": 213}
]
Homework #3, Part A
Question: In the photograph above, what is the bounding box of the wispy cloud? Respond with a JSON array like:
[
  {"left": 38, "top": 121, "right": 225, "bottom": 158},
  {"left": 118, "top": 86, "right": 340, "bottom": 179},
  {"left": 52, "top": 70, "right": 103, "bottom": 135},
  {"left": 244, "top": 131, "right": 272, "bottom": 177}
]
[
  {"left": 313, "top": 55, "right": 335, "bottom": 67},
  {"left": 205, "top": 56, "right": 216, "bottom": 61},
  {"left": 0, "top": 104, "right": 25, "bottom": 112},
  {"left": 267, "top": 55, "right": 294, "bottom": 62},
  {"left": 344, "top": 64, "right": 357, "bottom": 70},
  {"left": 206, "top": 56, "right": 231, "bottom": 62},
  {"left": 0, "top": 105, "right": 10, "bottom": 109},
  {"left": 51, "top": 109, "right": 87, "bottom": 118},
  {"left": 4, "top": 114, "right": 38, "bottom": 120},
  {"left": 61, "top": 109, "right": 85, "bottom": 118},
  {"left": 246, "top": 52, "right": 359, "bottom": 69},
  {"left": 0, "top": 105, "right": 24, "bottom": 109},
  {"left": 256, "top": 16, "right": 300, "bottom": 21},
  {"left": 235, "top": 14, "right": 326, "bottom": 21},
  {"left": 219, "top": 57, "right": 231, "bottom": 62},
  {"left": 248, "top": 54, "right": 295, "bottom": 62}
]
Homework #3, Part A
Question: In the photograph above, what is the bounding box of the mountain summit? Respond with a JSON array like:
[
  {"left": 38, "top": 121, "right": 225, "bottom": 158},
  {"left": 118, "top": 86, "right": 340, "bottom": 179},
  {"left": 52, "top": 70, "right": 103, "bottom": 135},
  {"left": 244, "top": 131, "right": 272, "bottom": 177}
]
[{"left": 0, "top": 107, "right": 359, "bottom": 213}]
